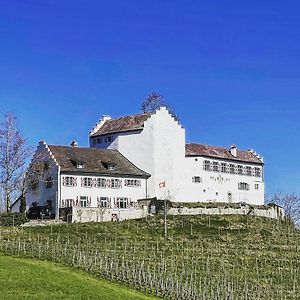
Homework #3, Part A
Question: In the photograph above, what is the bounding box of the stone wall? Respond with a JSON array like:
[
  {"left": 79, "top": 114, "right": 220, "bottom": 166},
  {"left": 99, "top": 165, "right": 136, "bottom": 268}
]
[
  {"left": 71, "top": 206, "right": 148, "bottom": 223},
  {"left": 168, "top": 204, "right": 284, "bottom": 220}
]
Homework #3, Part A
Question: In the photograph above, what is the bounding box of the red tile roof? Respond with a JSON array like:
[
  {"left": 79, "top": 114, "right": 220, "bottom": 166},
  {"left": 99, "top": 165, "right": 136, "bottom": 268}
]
[
  {"left": 91, "top": 113, "right": 152, "bottom": 137},
  {"left": 48, "top": 145, "right": 150, "bottom": 177},
  {"left": 185, "top": 143, "right": 263, "bottom": 164}
]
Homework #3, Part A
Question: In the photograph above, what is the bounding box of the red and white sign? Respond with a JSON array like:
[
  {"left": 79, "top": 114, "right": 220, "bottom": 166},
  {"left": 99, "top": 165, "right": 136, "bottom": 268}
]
[{"left": 159, "top": 181, "right": 166, "bottom": 188}]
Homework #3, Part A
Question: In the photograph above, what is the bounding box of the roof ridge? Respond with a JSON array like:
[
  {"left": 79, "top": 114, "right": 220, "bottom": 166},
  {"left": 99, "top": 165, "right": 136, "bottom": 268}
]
[
  {"left": 186, "top": 142, "right": 249, "bottom": 153},
  {"left": 108, "top": 112, "right": 152, "bottom": 121}
]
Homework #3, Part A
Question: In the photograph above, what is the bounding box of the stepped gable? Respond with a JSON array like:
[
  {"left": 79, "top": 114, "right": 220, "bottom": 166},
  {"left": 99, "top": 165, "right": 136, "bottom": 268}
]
[
  {"left": 91, "top": 113, "right": 152, "bottom": 137},
  {"left": 48, "top": 145, "right": 150, "bottom": 177},
  {"left": 185, "top": 143, "right": 263, "bottom": 164}
]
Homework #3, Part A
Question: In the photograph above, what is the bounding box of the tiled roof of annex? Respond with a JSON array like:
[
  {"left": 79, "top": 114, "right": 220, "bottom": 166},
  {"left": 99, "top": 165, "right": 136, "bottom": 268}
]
[
  {"left": 90, "top": 113, "right": 152, "bottom": 137},
  {"left": 185, "top": 143, "right": 263, "bottom": 164},
  {"left": 48, "top": 145, "right": 150, "bottom": 177}
]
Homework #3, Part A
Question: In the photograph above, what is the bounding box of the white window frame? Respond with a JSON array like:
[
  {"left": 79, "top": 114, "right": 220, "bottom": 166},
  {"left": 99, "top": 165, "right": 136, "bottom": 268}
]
[
  {"left": 65, "top": 176, "right": 76, "bottom": 187},
  {"left": 238, "top": 182, "right": 250, "bottom": 191},
  {"left": 80, "top": 196, "right": 88, "bottom": 207},
  {"left": 82, "top": 177, "right": 93, "bottom": 187},
  {"left": 117, "top": 197, "right": 128, "bottom": 209},
  {"left": 97, "top": 178, "right": 106, "bottom": 188},
  {"left": 111, "top": 179, "right": 121, "bottom": 189}
]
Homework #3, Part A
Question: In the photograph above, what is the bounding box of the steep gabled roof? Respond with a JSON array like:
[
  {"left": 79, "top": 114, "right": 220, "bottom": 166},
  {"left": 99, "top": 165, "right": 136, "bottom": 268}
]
[
  {"left": 91, "top": 113, "right": 152, "bottom": 137},
  {"left": 48, "top": 145, "right": 150, "bottom": 177},
  {"left": 185, "top": 143, "right": 263, "bottom": 164}
]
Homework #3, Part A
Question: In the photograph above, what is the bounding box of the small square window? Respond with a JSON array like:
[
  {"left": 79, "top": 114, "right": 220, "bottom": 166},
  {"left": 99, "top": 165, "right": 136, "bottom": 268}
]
[{"left": 193, "top": 176, "right": 201, "bottom": 183}]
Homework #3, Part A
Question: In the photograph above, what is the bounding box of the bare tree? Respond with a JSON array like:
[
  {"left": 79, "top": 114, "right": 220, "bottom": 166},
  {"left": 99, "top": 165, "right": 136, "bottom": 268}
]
[
  {"left": 141, "top": 92, "right": 180, "bottom": 121},
  {"left": 0, "top": 113, "right": 31, "bottom": 212},
  {"left": 270, "top": 192, "right": 300, "bottom": 225}
]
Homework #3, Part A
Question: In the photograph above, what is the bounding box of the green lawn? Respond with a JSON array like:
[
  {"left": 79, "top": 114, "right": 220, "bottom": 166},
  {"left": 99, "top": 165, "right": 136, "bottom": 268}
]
[{"left": 0, "top": 254, "right": 158, "bottom": 300}]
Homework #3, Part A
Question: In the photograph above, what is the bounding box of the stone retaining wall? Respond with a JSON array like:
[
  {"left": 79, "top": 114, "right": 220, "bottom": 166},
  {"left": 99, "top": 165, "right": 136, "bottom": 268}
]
[
  {"left": 71, "top": 206, "right": 147, "bottom": 223},
  {"left": 168, "top": 205, "right": 284, "bottom": 220}
]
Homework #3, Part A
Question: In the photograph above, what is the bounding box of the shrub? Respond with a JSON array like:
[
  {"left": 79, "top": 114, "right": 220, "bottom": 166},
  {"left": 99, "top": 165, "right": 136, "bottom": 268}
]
[{"left": 0, "top": 212, "right": 28, "bottom": 226}]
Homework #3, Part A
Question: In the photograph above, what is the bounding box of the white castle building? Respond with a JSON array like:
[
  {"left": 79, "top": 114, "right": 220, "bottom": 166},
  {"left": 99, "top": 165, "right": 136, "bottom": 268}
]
[
  {"left": 90, "top": 107, "right": 264, "bottom": 205},
  {"left": 26, "top": 107, "right": 264, "bottom": 218}
]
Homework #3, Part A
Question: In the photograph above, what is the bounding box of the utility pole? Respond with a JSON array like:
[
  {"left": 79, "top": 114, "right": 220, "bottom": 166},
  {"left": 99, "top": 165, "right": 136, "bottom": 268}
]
[
  {"left": 164, "top": 196, "right": 167, "bottom": 239},
  {"left": 164, "top": 189, "right": 170, "bottom": 239}
]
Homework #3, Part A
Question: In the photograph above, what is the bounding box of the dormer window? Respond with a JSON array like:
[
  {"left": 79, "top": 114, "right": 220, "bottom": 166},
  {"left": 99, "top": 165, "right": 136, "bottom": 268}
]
[
  {"left": 102, "top": 161, "right": 116, "bottom": 171},
  {"left": 76, "top": 163, "right": 85, "bottom": 169},
  {"left": 70, "top": 159, "right": 85, "bottom": 169}
]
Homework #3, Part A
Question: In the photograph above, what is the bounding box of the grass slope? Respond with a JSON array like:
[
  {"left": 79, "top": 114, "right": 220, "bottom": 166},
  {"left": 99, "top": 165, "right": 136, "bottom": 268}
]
[
  {"left": 0, "top": 254, "right": 158, "bottom": 300},
  {"left": 1, "top": 215, "right": 300, "bottom": 299}
]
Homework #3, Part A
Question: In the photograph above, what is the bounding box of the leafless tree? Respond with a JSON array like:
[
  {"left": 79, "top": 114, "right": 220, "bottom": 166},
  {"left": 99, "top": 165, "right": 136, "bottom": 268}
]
[
  {"left": 270, "top": 192, "right": 300, "bottom": 225},
  {"left": 0, "top": 113, "right": 31, "bottom": 212},
  {"left": 141, "top": 92, "right": 180, "bottom": 121}
]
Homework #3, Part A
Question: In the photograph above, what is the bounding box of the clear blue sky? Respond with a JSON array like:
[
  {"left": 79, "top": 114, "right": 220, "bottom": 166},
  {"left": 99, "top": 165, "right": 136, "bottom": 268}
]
[{"left": 0, "top": 1, "right": 299, "bottom": 196}]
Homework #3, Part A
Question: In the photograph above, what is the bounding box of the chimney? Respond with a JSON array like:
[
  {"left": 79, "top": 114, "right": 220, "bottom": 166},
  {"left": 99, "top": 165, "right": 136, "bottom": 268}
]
[
  {"left": 230, "top": 145, "right": 237, "bottom": 158},
  {"left": 70, "top": 141, "right": 78, "bottom": 147}
]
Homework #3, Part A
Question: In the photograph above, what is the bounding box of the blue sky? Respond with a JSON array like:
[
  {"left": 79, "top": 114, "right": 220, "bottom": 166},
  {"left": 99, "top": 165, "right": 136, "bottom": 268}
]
[{"left": 0, "top": 0, "right": 299, "bottom": 195}]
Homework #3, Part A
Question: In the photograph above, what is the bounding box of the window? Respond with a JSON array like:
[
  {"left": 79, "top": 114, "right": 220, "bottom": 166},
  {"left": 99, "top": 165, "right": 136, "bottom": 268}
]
[
  {"left": 80, "top": 196, "right": 88, "bottom": 207},
  {"left": 213, "top": 162, "right": 219, "bottom": 172},
  {"left": 97, "top": 138, "right": 102, "bottom": 144},
  {"left": 111, "top": 179, "right": 122, "bottom": 189},
  {"left": 108, "top": 164, "right": 115, "bottom": 171},
  {"left": 237, "top": 165, "right": 243, "bottom": 175},
  {"left": 105, "top": 136, "right": 113, "bottom": 143},
  {"left": 96, "top": 178, "right": 106, "bottom": 188},
  {"left": 125, "top": 179, "right": 141, "bottom": 187},
  {"left": 65, "top": 199, "right": 74, "bottom": 207},
  {"left": 229, "top": 164, "right": 235, "bottom": 174},
  {"left": 64, "top": 176, "right": 76, "bottom": 187},
  {"left": 117, "top": 198, "right": 128, "bottom": 208},
  {"left": 30, "top": 180, "right": 38, "bottom": 191},
  {"left": 76, "top": 163, "right": 85, "bottom": 169},
  {"left": 192, "top": 176, "right": 201, "bottom": 183},
  {"left": 246, "top": 166, "right": 252, "bottom": 176},
  {"left": 82, "top": 177, "right": 93, "bottom": 187},
  {"left": 43, "top": 162, "right": 50, "bottom": 171},
  {"left": 100, "top": 197, "right": 109, "bottom": 208},
  {"left": 45, "top": 177, "right": 53, "bottom": 189},
  {"left": 221, "top": 163, "right": 227, "bottom": 173},
  {"left": 254, "top": 167, "right": 261, "bottom": 177},
  {"left": 203, "top": 160, "right": 211, "bottom": 171},
  {"left": 255, "top": 184, "right": 259, "bottom": 190},
  {"left": 238, "top": 182, "right": 250, "bottom": 191}
]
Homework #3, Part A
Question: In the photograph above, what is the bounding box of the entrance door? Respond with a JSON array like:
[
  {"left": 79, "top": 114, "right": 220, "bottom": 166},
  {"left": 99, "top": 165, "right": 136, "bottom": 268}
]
[
  {"left": 80, "top": 196, "right": 88, "bottom": 207},
  {"left": 228, "top": 192, "right": 232, "bottom": 203}
]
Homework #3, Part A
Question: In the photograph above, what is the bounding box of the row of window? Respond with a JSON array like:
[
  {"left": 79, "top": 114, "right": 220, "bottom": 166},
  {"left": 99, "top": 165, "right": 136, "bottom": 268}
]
[
  {"left": 192, "top": 178, "right": 259, "bottom": 191},
  {"left": 63, "top": 177, "right": 141, "bottom": 189},
  {"left": 238, "top": 182, "right": 260, "bottom": 190},
  {"left": 61, "top": 196, "right": 131, "bottom": 209},
  {"left": 93, "top": 135, "right": 114, "bottom": 145},
  {"left": 203, "top": 160, "right": 262, "bottom": 177}
]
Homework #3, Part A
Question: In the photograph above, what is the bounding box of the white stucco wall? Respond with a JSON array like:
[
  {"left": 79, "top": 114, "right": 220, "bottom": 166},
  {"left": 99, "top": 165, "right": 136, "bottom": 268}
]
[
  {"left": 91, "top": 107, "right": 186, "bottom": 200},
  {"left": 26, "top": 141, "right": 59, "bottom": 215},
  {"left": 26, "top": 142, "right": 148, "bottom": 217},
  {"left": 60, "top": 174, "right": 148, "bottom": 208},
  {"left": 90, "top": 107, "right": 265, "bottom": 205},
  {"left": 176, "top": 156, "right": 264, "bottom": 205}
]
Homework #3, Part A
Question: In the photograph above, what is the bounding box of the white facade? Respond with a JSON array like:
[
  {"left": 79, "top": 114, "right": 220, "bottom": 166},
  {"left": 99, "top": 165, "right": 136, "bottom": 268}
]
[
  {"left": 26, "top": 141, "right": 149, "bottom": 216},
  {"left": 90, "top": 107, "right": 265, "bottom": 205}
]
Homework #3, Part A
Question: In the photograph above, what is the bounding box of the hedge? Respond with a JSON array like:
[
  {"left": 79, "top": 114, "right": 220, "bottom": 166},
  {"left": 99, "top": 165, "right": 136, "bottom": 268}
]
[{"left": 0, "top": 212, "right": 28, "bottom": 226}]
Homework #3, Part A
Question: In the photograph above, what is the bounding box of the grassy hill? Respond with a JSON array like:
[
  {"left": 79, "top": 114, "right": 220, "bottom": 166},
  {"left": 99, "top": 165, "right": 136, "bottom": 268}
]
[
  {"left": 0, "top": 254, "right": 158, "bottom": 300},
  {"left": 0, "top": 215, "right": 299, "bottom": 299}
]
